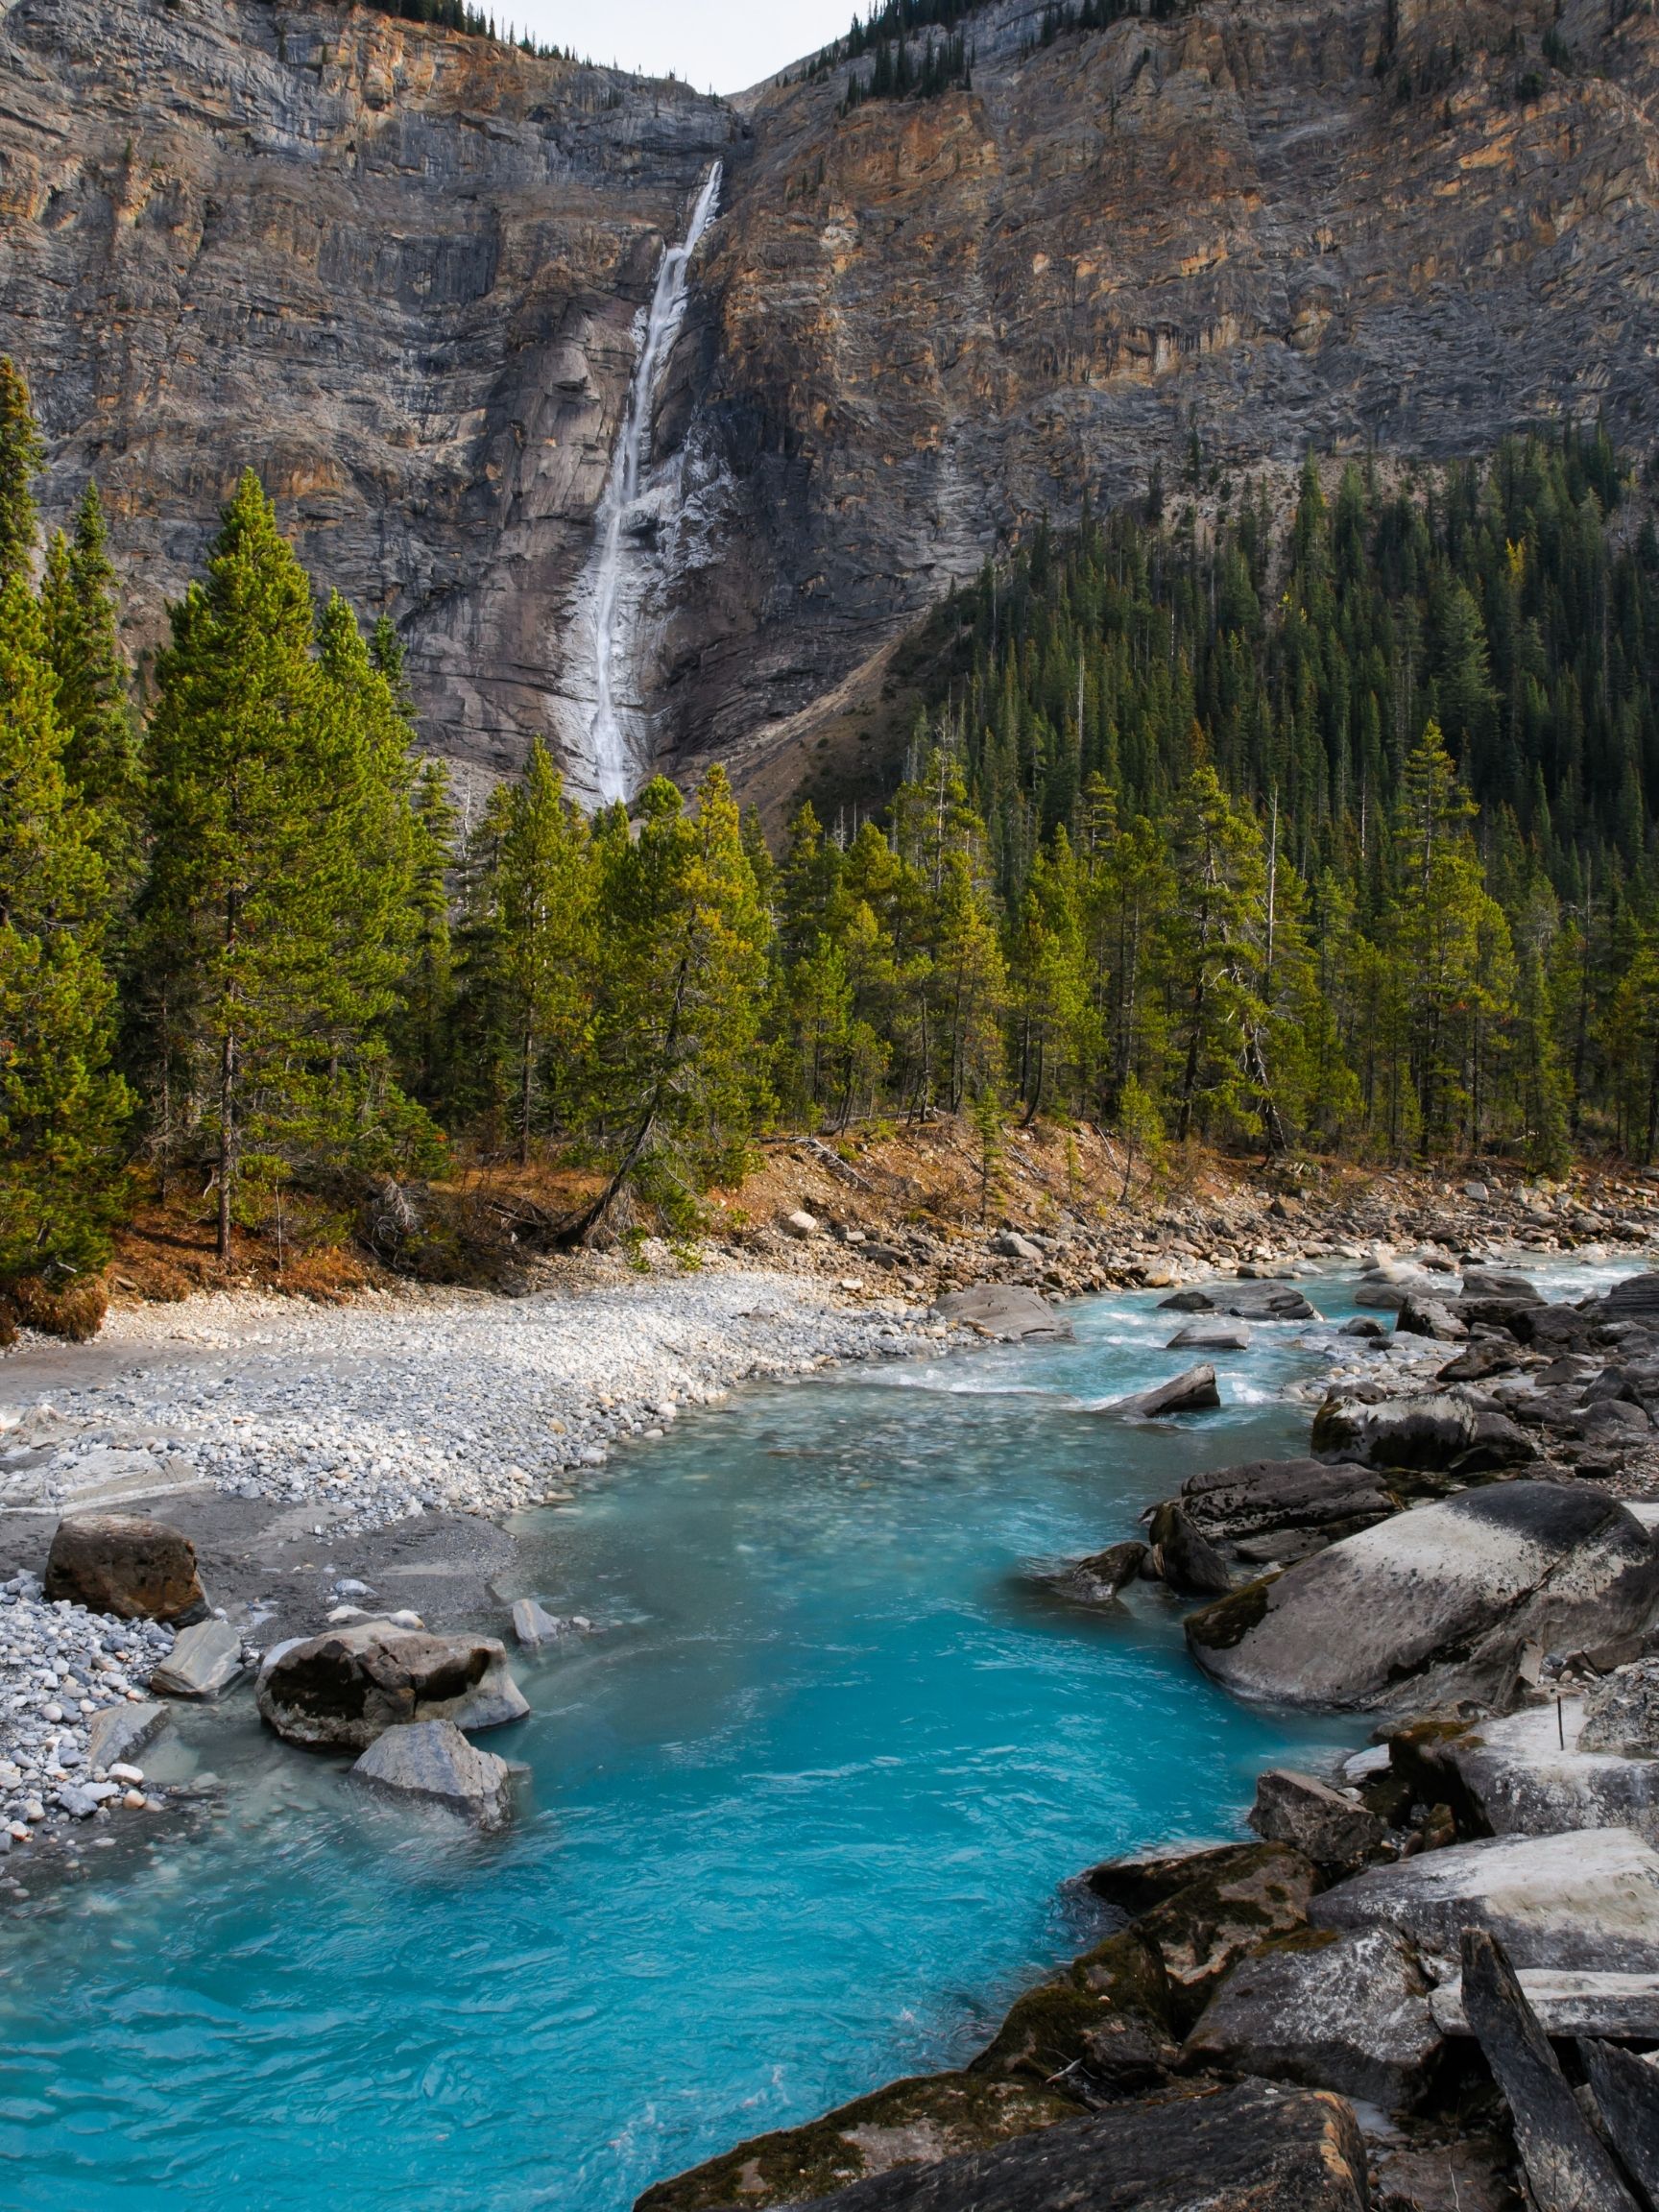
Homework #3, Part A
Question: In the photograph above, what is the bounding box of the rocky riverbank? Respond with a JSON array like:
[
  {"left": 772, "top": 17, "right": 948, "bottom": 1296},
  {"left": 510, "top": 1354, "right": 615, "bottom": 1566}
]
[{"left": 639, "top": 1256, "right": 1659, "bottom": 2212}]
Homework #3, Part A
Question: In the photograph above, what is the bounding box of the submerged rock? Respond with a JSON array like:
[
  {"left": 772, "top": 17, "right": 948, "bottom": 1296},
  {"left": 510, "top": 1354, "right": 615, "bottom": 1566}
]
[
  {"left": 1046, "top": 1540, "right": 1147, "bottom": 1606},
  {"left": 44, "top": 1512, "right": 207, "bottom": 1624},
  {"left": 86, "top": 1699, "right": 170, "bottom": 1769},
  {"left": 150, "top": 1618, "right": 242, "bottom": 1699},
  {"left": 349, "top": 1719, "right": 513, "bottom": 1827},
  {"left": 511, "top": 1598, "right": 564, "bottom": 1648},
  {"left": 257, "top": 1620, "right": 530, "bottom": 1749},
  {"left": 1311, "top": 1827, "right": 1659, "bottom": 1972},
  {"left": 1187, "top": 1484, "right": 1659, "bottom": 1713},
  {"left": 1185, "top": 1926, "right": 1442, "bottom": 2110},
  {"left": 931, "top": 1286, "right": 1071, "bottom": 1342}
]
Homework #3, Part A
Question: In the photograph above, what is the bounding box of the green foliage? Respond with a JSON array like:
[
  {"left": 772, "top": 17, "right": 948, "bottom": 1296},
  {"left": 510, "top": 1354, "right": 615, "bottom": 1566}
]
[
  {"left": 40, "top": 485, "right": 145, "bottom": 890},
  {"left": 0, "top": 358, "right": 42, "bottom": 591}
]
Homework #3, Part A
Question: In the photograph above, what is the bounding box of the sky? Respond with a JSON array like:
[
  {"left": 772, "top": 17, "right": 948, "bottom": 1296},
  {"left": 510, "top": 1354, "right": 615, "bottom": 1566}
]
[{"left": 498, "top": 0, "right": 856, "bottom": 95}]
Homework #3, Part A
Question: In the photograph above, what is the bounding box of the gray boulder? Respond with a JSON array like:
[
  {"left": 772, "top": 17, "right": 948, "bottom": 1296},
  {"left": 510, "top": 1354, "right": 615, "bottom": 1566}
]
[
  {"left": 1396, "top": 1296, "right": 1468, "bottom": 1343},
  {"left": 1184, "top": 1926, "right": 1442, "bottom": 2110},
  {"left": 257, "top": 1620, "right": 530, "bottom": 1750},
  {"left": 44, "top": 1512, "right": 207, "bottom": 1624},
  {"left": 1599, "top": 1273, "right": 1659, "bottom": 1319},
  {"left": 1187, "top": 1483, "right": 1659, "bottom": 1712},
  {"left": 1439, "top": 1701, "right": 1659, "bottom": 1850},
  {"left": 86, "top": 1699, "right": 170, "bottom": 1769},
  {"left": 1166, "top": 1318, "right": 1251, "bottom": 1351},
  {"left": 1083, "top": 1839, "right": 1251, "bottom": 1917},
  {"left": 1146, "top": 1503, "right": 1234, "bottom": 1596},
  {"left": 1176, "top": 1458, "right": 1395, "bottom": 1557},
  {"left": 1310, "top": 1392, "right": 1529, "bottom": 1474},
  {"left": 701, "top": 2079, "right": 1369, "bottom": 2212},
  {"left": 1583, "top": 1659, "right": 1659, "bottom": 1755},
  {"left": 511, "top": 1598, "right": 563, "bottom": 1648},
  {"left": 1311, "top": 1827, "right": 1659, "bottom": 1972},
  {"left": 1463, "top": 1269, "right": 1544, "bottom": 1303},
  {"left": 1248, "top": 1769, "right": 1385, "bottom": 1868},
  {"left": 991, "top": 1230, "right": 1044, "bottom": 1262},
  {"left": 1047, "top": 1540, "right": 1147, "bottom": 1605},
  {"left": 1431, "top": 1969, "right": 1659, "bottom": 2039},
  {"left": 932, "top": 1286, "right": 1072, "bottom": 1342},
  {"left": 1214, "top": 1282, "right": 1319, "bottom": 1323},
  {"left": 150, "top": 1618, "right": 243, "bottom": 1699},
  {"left": 1104, "top": 1363, "right": 1219, "bottom": 1420},
  {"left": 349, "top": 1719, "right": 513, "bottom": 1827},
  {"left": 1342, "top": 1316, "right": 1388, "bottom": 1340}
]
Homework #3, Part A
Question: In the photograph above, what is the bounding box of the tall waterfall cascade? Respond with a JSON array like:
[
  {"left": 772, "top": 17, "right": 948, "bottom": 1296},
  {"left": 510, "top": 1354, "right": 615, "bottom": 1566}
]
[{"left": 564, "top": 164, "right": 723, "bottom": 807}]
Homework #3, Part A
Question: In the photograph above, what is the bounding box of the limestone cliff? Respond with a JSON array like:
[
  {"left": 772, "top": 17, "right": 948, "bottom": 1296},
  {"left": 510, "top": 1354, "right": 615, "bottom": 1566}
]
[{"left": 2, "top": 0, "right": 1658, "bottom": 805}]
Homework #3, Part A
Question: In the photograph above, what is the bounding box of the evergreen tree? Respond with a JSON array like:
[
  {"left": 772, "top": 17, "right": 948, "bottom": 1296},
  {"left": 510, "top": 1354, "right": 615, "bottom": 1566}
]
[
  {"left": 40, "top": 484, "right": 144, "bottom": 888},
  {"left": 0, "top": 358, "right": 41, "bottom": 589}
]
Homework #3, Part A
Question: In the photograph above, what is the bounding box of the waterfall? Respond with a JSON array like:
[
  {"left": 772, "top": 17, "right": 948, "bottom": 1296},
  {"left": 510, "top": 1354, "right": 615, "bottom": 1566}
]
[{"left": 577, "top": 163, "right": 723, "bottom": 806}]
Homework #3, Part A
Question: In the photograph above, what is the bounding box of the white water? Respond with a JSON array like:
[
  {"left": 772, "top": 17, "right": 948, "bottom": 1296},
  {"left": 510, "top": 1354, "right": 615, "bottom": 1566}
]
[{"left": 581, "top": 164, "right": 723, "bottom": 805}]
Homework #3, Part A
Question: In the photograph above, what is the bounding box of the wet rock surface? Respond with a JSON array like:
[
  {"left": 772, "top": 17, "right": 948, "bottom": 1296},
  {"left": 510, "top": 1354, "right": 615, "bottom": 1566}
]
[
  {"left": 349, "top": 1718, "right": 514, "bottom": 1827},
  {"left": 256, "top": 1621, "right": 529, "bottom": 1750}
]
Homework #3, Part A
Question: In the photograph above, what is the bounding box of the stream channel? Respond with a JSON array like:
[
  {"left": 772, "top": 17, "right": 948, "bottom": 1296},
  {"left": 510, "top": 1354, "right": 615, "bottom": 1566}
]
[{"left": 1, "top": 1262, "right": 1625, "bottom": 2209}]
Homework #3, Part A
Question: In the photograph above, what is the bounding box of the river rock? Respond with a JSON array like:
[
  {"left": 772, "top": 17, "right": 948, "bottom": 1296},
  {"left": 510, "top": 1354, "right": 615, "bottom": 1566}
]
[
  {"left": 1186, "top": 1484, "right": 1659, "bottom": 1712},
  {"left": 257, "top": 1621, "right": 530, "bottom": 1749},
  {"left": 1103, "top": 1363, "right": 1220, "bottom": 1421},
  {"left": 1462, "top": 1269, "right": 1545, "bottom": 1303},
  {"left": 1134, "top": 1842, "right": 1318, "bottom": 2022},
  {"left": 1175, "top": 1458, "right": 1395, "bottom": 1560},
  {"left": 1343, "top": 1316, "right": 1388, "bottom": 1340},
  {"left": 1429, "top": 1702, "right": 1659, "bottom": 1850},
  {"left": 971, "top": 1925, "right": 1178, "bottom": 2092},
  {"left": 1396, "top": 1297, "right": 1468, "bottom": 1343},
  {"left": 1213, "top": 1282, "right": 1319, "bottom": 1323},
  {"left": 511, "top": 1598, "right": 563, "bottom": 1648},
  {"left": 1248, "top": 1770, "right": 1385, "bottom": 1869},
  {"left": 1309, "top": 1392, "right": 1529, "bottom": 1475},
  {"left": 1166, "top": 1318, "right": 1251, "bottom": 1351},
  {"left": 43, "top": 1513, "right": 207, "bottom": 1624},
  {"left": 1310, "top": 1827, "right": 1659, "bottom": 1972},
  {"left": 349, "top": 1719, "right": 514, "bottom": 1827},
  {"left": 150, "top": 1618, "right": 242, "bottom": 1699},
  {"left": 1599, "top": 1273, "right": 1659, "bottom": 1321},
  {"left": 1582, "top": 1659, "right": 1659, "bottom": 1755},
  {"left": 86, "top": 1699, "right": 170, "bottom": 1769},
  {"left": 991, "top": 1230, "right": 1044, "bottom": 1262},
  {"left": 1431, "top": 1969, "right": 1659, "bottom": 2039},
  {"left": 1459, "top": 1929, "right": 1639, "bottom": 2212},
  {"left": 1580, "top": 2038, "right": 1659, "bottom": 2210},
  {"left": 1184, "top": 1926, "right": 1442, "bottom": 2110},
  {"left": 633, "top": 2075, "right": 1087, "bottom": 2212},
  {"left": 931, "top": 1286, "right": 1071, "bottom": 1342},
  {"left": 1083, "top": 1839, "right": 1253, "bottom": 1917},
  {"left": 1146, "top": 1503, "right": 1234, "bottom": 1595},
  {"left": 1047, "top": 1540, "right": 1147, "bottom": 1605},
  {"left": 672, "top": 2080, "right": 1369, "bottom": 2212}
]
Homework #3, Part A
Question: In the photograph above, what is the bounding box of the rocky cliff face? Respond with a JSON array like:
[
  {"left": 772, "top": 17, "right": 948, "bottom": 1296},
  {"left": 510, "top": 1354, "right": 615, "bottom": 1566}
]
[
  {"left": 3, "top": 0, "right": 1658, "bottom": 805},
  {"left": 0, "top": 0, "right": 733, "bottom": 794}
]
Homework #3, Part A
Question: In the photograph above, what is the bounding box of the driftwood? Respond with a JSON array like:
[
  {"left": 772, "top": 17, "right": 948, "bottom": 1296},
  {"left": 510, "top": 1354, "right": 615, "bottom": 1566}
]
[
  {"left": 1460, "top": 1928, "right": 1639, "bottom": 2212},
  {"left": 1581, "top": 2039, "right": 1659, "bottom": 2211}
]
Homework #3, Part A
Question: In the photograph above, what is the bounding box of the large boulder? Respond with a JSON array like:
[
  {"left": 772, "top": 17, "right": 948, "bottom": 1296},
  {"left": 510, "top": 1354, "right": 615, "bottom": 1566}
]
[
  {"left": 931, "top": 1286, "right": 1071, "bottom": 1342},
  {"left": 970, "top": 1926, "right": 1179, "bottom": 2095},
  {"left": 1103, "top": 1364, "right": 1220, "bottom": 1420},
  {"left": 86, "top": 1699, "right": 170, "bottom": 1768},
  {"left": 1396, "top": 1296, "right": 1468, "bottom": 1343},
  {"left": 1083, "top": 1839, "right": 1255, "bottom": 1918},
  {"left": 1213, "top": 1281, "right": 1319, "bottom": 1323},
  {"left": 1582, "top": 1658, "right": 1659, "bottom": 1755},
  {"left": 1597, "top": 1273, "right": 1659, "bottom": 1321},
  {"left": 1184, "top": 1927, "right": 1443, "bottom": 2110},
  {"left": 1310, "top": 1827, "right": 1659, "bottom": 1973},
  {"left": 257, "top": 1619, "right": 530, "bottom": 1749},
  {"left": 1310, "top": 1393, "right": 1530, "bottom": 1476},
  {"left": 1175, "top": 1458, "right": 1396, "bottom": 1563},
  {"left": 349, "top": 1719, "right": 514, "bottom": 1827},
  {"left": 43, "top": 1512, "right": 207, "bottom": 1624},
  {"left": 657, "top": 2080, "right": 1369, "bottom": 2212},
  {"left": 1166, "top": 1318, "right": 1251, "bottom": 1351},
  {"left": 1434, "top": 1702, "right": 1659, "bottom": 1851},
  {"left": 1132, "top": 1842, "right": 1318, "bottom": 2024},
  {"left": 1046, "top": 1540, "right": 1148, "bottom": 1606},
  {"left": 1462, "top": 1269, "right": 1544, "bottom": 1303},
  {"left": 1186, "top": 1483, "right": 1659, "bottom": 1712},
  {"left": 1146, "top": 1503, "right": 1234, "bottom": 1595}
]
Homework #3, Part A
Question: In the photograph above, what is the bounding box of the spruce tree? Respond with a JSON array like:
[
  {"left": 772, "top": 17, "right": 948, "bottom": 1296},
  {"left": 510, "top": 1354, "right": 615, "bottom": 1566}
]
[
  {"left": 40, "top": 484, "right": 144, "bottom": 889},
  {"left": 0, "top": 357, "right": 42, "bottom": 589}
]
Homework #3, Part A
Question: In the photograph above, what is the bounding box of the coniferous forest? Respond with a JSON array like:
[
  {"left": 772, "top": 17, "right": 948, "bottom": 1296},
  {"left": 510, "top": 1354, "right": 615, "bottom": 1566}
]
[{"left": 7, "top": 349, "right": 1659, "bottom": 1310}]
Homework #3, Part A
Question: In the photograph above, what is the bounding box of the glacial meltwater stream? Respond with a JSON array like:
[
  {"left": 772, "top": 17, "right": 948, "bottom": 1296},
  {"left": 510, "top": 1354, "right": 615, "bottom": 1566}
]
[{"left": 1, "top": 1263, "right": 1624, "bottom": 2210}]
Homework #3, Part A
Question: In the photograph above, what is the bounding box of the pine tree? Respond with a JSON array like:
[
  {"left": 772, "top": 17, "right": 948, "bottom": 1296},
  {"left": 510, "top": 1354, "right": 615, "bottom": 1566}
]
[
  {"left": 493, "top": 741, "right": 593, "bottom": 1164},
  {"left": 0, "top": 569, "right": 130, "bottom": 1290},
  {"left": 39, "top": 484, "right": 144, "bottom": 888},
  {"left": 0, "top": 357, "right": 42, "bottom": 589}
]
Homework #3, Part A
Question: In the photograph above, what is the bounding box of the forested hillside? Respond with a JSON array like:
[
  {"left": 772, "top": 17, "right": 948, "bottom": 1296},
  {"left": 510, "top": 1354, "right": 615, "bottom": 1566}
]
[{"left": 5, "top": 347, "right": 1659, "bottom": 1324}]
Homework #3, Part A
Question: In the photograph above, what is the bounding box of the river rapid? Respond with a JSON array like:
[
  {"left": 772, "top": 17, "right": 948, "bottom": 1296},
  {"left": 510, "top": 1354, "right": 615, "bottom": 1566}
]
[{"left": 0, "top": 1260, "right": 1632, "bottom": 2210}]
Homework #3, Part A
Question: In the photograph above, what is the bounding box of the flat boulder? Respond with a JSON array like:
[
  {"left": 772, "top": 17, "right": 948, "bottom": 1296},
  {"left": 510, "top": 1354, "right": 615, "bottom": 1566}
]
[
  {"left": 1396, "top": 1296, "right": 1468, "bottom": 1343},
  {"left": 1214, "top": 1281, "right": 1319, "bottom": 1323},
  {"left": 150, "top": 1618, "right": 242, "bottom": 1699},
  {"left": 1311, "top": 1827, "right": 1659, "bottom": 1973},
  {"left": 1463, "top": 1269, "right": 1544, "bottom": 1303},
  {"left": 1103, "top": 1363, "right": 1220, "bottom": 1420},
  {"left": 86, "top": 1699, "right": 170, "bottom": 1769},
  {"left": 1582, "top": 1658, "right": 1659, "bottom": 1755},
  {"left": 257, "top": 1619, "right": 530, "bottom": 1749},
  {"left": 1599, "top": 1273, "right": 1659, "bottom": 1320},
  {"left": 932, "top": 1286, "right": 1071, "bottom": 1342},
  {"left": 1187, "top": 1483, "right": 1659, "bottom": 1712},
  {"left": 349, "top": 1719, "right": 514, "bottom": 1827},
  {"left": 43, "top": 1512, "right": 207, "bottom": 1624},
  {"left": 1310, "top": 1392, "right": 1485, "bottom": 1473},
  {"left": 671, "top": 2080, "right": 1369, "bottom": 2212},
  {"left": 1431, "top": 1702, "right": 1659, "bottom": 1852},
  {"left": 1177, "top": 1458, "right": 1395, "bottom": 1555},
  {"left": 1083, "top": 1838, "right": 1251, "bottom": 1918},
  {"left": 1431, "top": 1969, "right": 1659, "bottom": 2039},
  {"left": 1185, "top": 1926, "right": 1442, "bottom": 2110}
]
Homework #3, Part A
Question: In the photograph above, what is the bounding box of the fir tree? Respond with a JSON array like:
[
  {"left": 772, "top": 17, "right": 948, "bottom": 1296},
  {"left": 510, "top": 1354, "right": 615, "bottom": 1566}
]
[
  {"left": 0, "top": 357, "right": 42, "bottom": 589},
  {"left": 39, "top": 484, "right": 144, "bottom": 889}
]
